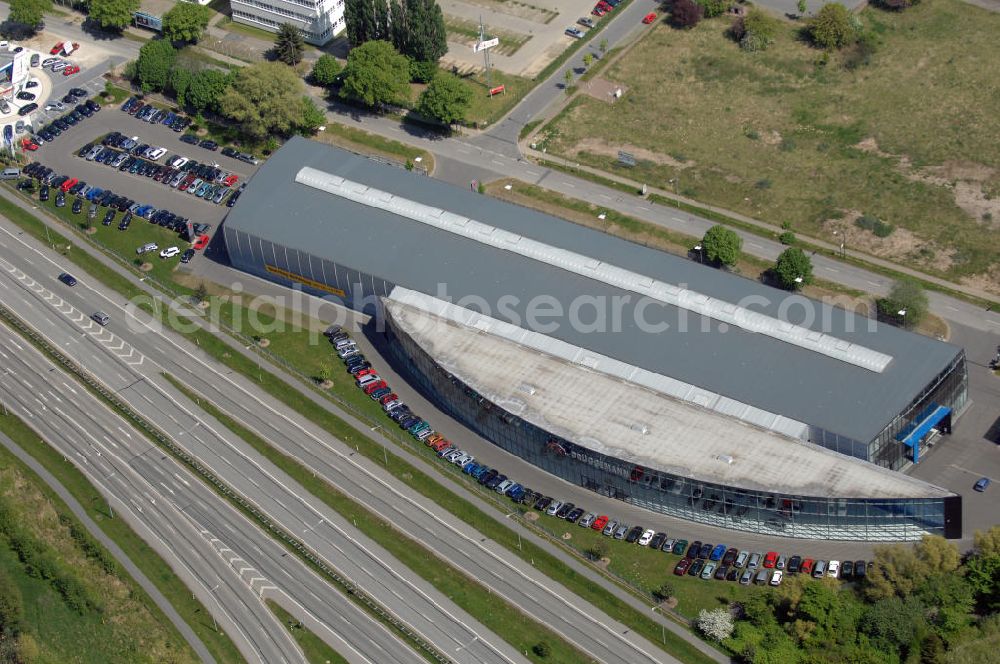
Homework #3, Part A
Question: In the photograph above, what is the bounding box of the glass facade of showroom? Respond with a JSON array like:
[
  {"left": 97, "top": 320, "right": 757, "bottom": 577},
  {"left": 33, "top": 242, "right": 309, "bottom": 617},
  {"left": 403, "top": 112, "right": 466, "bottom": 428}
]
[{"left": 384, "top": 320, "right": 962, "bottom": 542}]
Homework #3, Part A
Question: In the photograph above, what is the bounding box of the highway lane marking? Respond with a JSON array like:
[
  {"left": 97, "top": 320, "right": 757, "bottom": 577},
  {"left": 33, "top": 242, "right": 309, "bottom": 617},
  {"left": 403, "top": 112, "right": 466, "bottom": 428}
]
[
  {"left": 174, "top": 472, "right": 190, "bottom": 487},
  {"left": 562, "top": 181, "right": 575, "bottom": 188},
  {"left": 599, "top": 194, "right": 611, "bottom": 200},
  {"left": 637, "top": 206, "right": 649, "bottom": 211},
  {"left": 2, "top": 231, "right": 658, "bottom": 661},
  {"left": 867, "top": 280, "right": 880, "bottom": 286},
  {"left": 524, "top": 170, "right": 540, "bottom": 177},
  {"left": 117, "top": 426, "right": 132, "bottom": 439},
  {"left": 748, "top": 242, "right": 763, "bottom": 249},
  {"left": 61, "top": 381, "right": 78, "bottom": 394},
  {"left": 825, "top": 267, "right": 840, "bottom": 273},
  {"left": 491, "top": 159, "right": 504, "bottom": 166},
  {"left": 159, "top": 481, "right": 175, "bottom": 495},
  {"left": 6, "top": 338, "right": 22, "bottom": 351},
  {"left": 671, "top": 216, "right": 686, "bottom": 223},
  {"left": 988, "top": 319, "right": 1000, "bottom": 327},
  {"left": 946, "top": 305, "right": 959, "bottom": 311},
  {"left": 102, "top": 435, "right": 119, "bottom": 449}
]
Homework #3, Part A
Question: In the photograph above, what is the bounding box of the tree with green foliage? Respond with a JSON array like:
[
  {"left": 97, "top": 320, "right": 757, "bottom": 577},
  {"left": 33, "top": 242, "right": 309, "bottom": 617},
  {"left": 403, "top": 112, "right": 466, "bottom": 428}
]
[
  {"left": 531, "top": 642, "right": 551, "bottom": 658},
  {"left": 299, "top": 96, "right": 326, "bottom": 134},
  {"left": 8, "top": 0, "right": 51, "bottom": 30},
  {"left": 345, "top": 0, "right": 391, "bottom": 46},
  {"left": 168, "top": 67, "right": 193, "bottom": 106},
  {"left": 877, "top": 278, "right": 928, "bottom": 328},
  {"left": 87, "top": 0, "right": 139, "bottom": 31},
  {"left": 582, "top": 52, "right": 594, "bottom": 68},
  {"left": 339, "top": 40, "right": 412, "bottom": 108},
  {"left": 274, "top": 22, "right": 306, "bottom": 65},
  {"left": 966, "top": 554, "right": 1000, "bottom": 613},
  {"left": 695, "top": 0, "right": 729, "bottom": 17},
  {"left": 861, "top": 596, "right": 924, "bottom": 652},
  {"left": 809, "top": 3, "right": 855, "bottom": 49},
  {"left": 136, "top": 39, "right": 177, "bottom": 92},
  {"left": 563, "top": 69, "right": 573, "bottom": 90},
  {"left": 162, "top": 1, "right": 212, "bottom": 43},
  {"left": 774, "top": 247, "right": 812, "bottom": 289},
  {"left": 389, "top": 0, "right": 448, "bottom": 66},
  {"left": 416, "top": 72, "right": 472, "bottom": 125},
  {"left": 217, "top": 61, "right": 312, "bottom": 138},
  {"left": 311, "top": 54, "right": 342, "bottom": 86},
  {"left": 187, "top": 69, "right": 231, "bottom": 112},
  {"left": 797, "top": 0, "right": 807, "bottom": 13},
  {"left": 701, "top": 224, "right": 742, "bottom": 266}
]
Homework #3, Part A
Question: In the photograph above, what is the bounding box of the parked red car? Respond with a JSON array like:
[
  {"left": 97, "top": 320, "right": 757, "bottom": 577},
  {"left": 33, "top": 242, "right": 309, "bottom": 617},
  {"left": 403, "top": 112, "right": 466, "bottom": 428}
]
[
  {"left": 21, "top": 140, "right": 38, "bottom": 151},
  {"left": 60, "top": 177, "right": 78, "bottom": 193},
  {"left": 193, "top": 234, "right": 210, "bottom": 250},
  {"left": 642, "top": 12, "right": 657, "bottom": 23},
  {"left": 591, "top": 6, "right": 607, "bottom": 16},
  {"left": 223, "top": 174, "right": 238, "bottom": 187},
  {"left": 763, "top": 551, "right": 779, "bottom": 568},
  {"left": 50, "top": 42, "right": 64, "bottom": 55},
  {"left": 674, "top": 558, "right": 691, "bottom": 576},
  {"left": 591, "top": 515, "right": 609, "bottom": 531},
  {"left": 62, "top": 65, "right": 81, "bottom": 76},
  {"left": 363, "top": 380, "right": 387, "bottom": 395}
]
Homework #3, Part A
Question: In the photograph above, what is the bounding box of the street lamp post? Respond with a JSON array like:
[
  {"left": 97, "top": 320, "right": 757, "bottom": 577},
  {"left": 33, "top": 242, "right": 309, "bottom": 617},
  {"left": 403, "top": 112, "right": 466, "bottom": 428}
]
[
  {"left": 898, "top": 308, "right": 907, "bottom": 328},
  {"left": 693, "top": 244, "right": 704, "bottom": 264}
]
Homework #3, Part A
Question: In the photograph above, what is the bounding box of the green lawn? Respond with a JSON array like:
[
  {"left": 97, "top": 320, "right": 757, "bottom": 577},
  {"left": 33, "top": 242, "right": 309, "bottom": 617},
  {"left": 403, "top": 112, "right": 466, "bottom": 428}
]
[
  {"left": 265, "top": 600, "right": 350, "bottom": 664},
  {"left": 0, "top": 414, "right": 224, "bottom": 663},
  {"left": 541, "top": 0, "right": 1000, "bottom": 289},
  {"left": 457, "top": 70, "right": 535, "bottom": 128}
]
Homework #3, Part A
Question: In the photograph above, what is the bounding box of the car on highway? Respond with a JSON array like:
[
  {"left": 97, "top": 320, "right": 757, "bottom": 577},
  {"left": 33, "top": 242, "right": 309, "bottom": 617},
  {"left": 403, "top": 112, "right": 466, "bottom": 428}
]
[{"left": 57, "top": 272, "right": 77, "bottom": 286}]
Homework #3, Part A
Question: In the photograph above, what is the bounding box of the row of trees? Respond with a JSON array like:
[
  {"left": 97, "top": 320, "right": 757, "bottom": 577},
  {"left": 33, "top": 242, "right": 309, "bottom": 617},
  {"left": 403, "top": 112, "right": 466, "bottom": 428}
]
[
  {"left": 707, "top": 530, "right": 1000, "bottom": 664},
  {"left": 8, "top": 0, "right": 209, "bottom": 38},
  {"left": 345, "top": 0, "right": 448, "bottom": 81},
  {"left": 310, "top": 39, "right": 472, "bottom": 125},
  {"left": 134, "top": 39, "right": 323, "bottom": 139}
]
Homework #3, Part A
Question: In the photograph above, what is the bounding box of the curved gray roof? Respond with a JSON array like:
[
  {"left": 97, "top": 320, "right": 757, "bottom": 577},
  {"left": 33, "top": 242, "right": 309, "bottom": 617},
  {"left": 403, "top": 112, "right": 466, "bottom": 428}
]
[{"left": 224, "top": 137, "right": 963, "bottom": 444}]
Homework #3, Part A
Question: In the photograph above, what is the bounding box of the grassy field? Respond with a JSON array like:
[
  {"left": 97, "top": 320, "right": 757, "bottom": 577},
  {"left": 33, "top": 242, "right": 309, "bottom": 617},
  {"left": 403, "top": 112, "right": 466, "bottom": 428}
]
[
  {"left": 0, "top": 409, "right": 245, "bottom": 663},
  {"left": 312, "top": 123, "right": 435, "bottom": 171},
  {"left": 0, "top": 418, "right": 208, "bottom": 663},
  {"left": 265, "top": 601, "right": 350, "bottom": 664},
  {"left": 457, "top": 69, "right": 534, "bottom": 128},
  {"left": 540, "top": 0, "right": 1000, "bottom": 291}
]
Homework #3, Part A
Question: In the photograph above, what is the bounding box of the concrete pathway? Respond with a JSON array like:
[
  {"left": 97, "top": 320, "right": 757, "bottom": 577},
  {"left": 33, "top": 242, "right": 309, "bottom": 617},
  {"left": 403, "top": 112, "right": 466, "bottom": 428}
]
[{"left": 0, "top": 430, "right": 216, "bottom": 664}]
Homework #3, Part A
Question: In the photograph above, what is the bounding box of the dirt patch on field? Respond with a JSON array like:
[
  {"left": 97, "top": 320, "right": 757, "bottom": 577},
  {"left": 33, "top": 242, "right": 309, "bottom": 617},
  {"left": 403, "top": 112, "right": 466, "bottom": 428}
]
[
  {"left": 580, "top": 77, "right": 627, "bottom": 103},
  {"left": 854, "top": 138, "right": 1000, "bottom": 227},
  {"left": 570, "top": 138, "right": 696, "bottom": 170},
  {"left": 823, "top": 212, "right": 955, "bottom": 274},
  {"left": 961, "top": 267, "right": 1000, "bottom": 297}
]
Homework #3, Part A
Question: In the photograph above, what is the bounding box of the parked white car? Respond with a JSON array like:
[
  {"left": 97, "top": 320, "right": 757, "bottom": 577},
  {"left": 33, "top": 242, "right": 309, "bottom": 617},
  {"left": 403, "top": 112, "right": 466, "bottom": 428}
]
[
  {"left": 159, "top": 246, "right": 180, "bottom": 259},
  {"left": 770, "top": 570, "right": 784, "bottom": 586},
  {"left": 637, "top": 529, "right": 656, "bottom": 546}
]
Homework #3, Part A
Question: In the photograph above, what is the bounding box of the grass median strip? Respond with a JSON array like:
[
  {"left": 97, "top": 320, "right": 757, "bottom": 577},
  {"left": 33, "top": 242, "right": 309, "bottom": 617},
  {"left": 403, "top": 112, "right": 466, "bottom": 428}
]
[
  {"left": 164, "top": 374, "right": 594, "bottom": 664},
  {"left": 265, "top": 600, "right": 351, "bottom": 664},
  {"left": 1, "top": 193, "right": 719, "bottom": 663},
  {"left": 0, "top": 409, "right": 241, "bottom": 663}
]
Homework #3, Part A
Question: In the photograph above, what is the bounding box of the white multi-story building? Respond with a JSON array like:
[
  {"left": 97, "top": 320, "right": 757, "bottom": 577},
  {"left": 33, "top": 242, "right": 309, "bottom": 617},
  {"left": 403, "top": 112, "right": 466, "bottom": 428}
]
[{"left": 230, "top": 0, "right": 345, "bottom": 45}]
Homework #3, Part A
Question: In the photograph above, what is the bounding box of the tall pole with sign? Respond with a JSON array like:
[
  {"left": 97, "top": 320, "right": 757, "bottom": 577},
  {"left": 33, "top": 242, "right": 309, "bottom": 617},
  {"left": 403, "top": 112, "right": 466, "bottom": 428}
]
[{"left": 474, "top": 17, "right": 500, "bottom": 88}]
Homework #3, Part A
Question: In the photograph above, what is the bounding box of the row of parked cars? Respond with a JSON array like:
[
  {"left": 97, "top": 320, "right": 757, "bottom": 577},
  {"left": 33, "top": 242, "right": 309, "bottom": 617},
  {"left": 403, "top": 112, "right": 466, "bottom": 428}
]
[
  {"left": 30, "top": 88, "right": 99, "bottom": 140},
  {"left": 328, "top": 327, "right": 873, "bottom": 590},
  {"left": 122, "top": 96, "right": 192, "bottom": 133},
  {"left": 671, "top": 540, "right": 871, "bottom": 586},
  {"left": 20, "top": 161, "right": 211, "bottom": 263},
  {"left": 121, "top": 96, "right": 260, "bottom": 165},
  {"left": 78, "top": 132, "right": 244, "bottom": 207}
]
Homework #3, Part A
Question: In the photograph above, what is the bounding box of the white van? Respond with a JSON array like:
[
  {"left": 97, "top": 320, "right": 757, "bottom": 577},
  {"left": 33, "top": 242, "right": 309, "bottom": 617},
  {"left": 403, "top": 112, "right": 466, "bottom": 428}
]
[
  {"left": 136, "top": 242, "right": 158, "bottom": 255},
  {"left": 0, "top": 167, "right": 21, "bottom": 180}
]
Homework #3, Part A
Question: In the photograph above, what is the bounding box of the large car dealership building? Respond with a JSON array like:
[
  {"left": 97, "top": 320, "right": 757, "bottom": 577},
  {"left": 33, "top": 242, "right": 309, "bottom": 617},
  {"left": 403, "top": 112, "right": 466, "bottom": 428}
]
[{"left": 222, "top": 137, "right": 968, "bottom": 541}]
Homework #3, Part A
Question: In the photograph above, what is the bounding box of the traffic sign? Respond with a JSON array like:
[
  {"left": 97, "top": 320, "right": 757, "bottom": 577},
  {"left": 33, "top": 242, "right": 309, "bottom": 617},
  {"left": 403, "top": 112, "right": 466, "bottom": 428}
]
[{"left": 473, "top": 37, "right": 500, "bottom": 53}]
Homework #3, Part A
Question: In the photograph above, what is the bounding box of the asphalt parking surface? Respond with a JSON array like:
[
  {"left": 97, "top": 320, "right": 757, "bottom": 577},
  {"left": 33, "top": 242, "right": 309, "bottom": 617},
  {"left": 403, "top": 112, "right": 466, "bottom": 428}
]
[{"left": 29, "top": 101, "right": 260, "bottom": 229}]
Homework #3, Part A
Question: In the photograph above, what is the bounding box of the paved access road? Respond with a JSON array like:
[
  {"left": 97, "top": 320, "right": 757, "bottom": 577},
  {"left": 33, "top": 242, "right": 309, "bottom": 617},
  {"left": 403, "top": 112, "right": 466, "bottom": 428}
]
[
  {"left": 0, "top": 325, "right": 301, "bottom": 664},
  {"left": 0, "top": 216, "right": 684, "bottom": 663},
  {"left": 0, "top": 224, "right": 525, "bottom": 664}
]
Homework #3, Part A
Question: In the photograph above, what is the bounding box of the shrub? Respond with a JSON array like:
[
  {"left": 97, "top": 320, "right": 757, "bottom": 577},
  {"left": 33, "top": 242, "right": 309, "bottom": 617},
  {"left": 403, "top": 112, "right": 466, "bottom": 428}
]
[
  {"left": 697, "top": 608, "right": 735, "bottom": 641},
  {"left": 671, "top": 0, "right": 704, "bottom": 28},
  {"left": 733, "top": 8, "right": 780, "bottom": 52},
  {"left": 695, "top": 0, "right": 729, "bottom": 18},
  {"left": 855, "top": 213, "right": 894, "bottom": 237},
  {"left": 779, "top": 231, "right": 796, "bottom": 245},
  {"left": 808, "top": 3, "right": 855, "bottom": 49},
  {"left": 874, "top": 0, "right": 919, "bottom": 10}
]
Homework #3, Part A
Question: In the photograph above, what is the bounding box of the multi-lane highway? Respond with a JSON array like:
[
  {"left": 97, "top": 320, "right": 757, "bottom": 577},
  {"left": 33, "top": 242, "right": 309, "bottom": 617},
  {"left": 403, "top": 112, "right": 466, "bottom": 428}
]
[
  {"left": 0, "top": 205, "right": 681, "bottom": 663},
  {"left": 0, "top": 323, "right": 301, "bottom": 664},
  {"left": 0, "top": 224, "right": 528, "bottom": 664}
]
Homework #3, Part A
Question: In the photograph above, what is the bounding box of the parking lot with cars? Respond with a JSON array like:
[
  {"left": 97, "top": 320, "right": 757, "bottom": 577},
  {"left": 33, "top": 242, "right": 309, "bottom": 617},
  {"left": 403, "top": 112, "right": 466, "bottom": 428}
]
[
  {"left": 22, "top": 94, "right": 260, "bottom": 232},
  {"left": 327, "top": 323, "right": 876, "bottom": 597}
]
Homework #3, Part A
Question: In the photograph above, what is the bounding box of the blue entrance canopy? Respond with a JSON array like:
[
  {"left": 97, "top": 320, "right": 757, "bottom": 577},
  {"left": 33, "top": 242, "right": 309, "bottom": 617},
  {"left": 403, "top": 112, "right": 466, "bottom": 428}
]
[{"left": 897, "top": 404, "right": 951, "bottom": 463}]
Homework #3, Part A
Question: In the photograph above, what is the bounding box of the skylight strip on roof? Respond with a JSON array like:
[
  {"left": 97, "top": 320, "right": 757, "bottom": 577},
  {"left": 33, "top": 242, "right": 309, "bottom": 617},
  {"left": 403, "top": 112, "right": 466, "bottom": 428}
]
[
  {"left": 387, "top": 286, "right": 812, "bottom": 441},
  {"left": 296, "top": 167, "right": 893, "bottom": 372}
]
